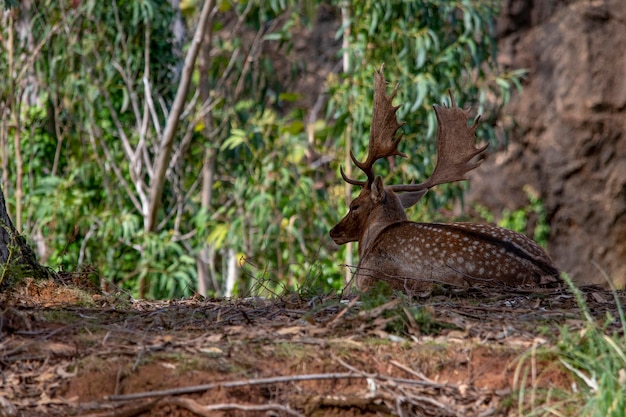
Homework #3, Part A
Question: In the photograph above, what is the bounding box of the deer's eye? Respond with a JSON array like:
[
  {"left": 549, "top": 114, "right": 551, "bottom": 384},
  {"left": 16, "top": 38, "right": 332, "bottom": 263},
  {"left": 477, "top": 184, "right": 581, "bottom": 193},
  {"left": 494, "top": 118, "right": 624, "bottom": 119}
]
[{"left": 350, "top": 204, "right": 359, "bottom": 212}]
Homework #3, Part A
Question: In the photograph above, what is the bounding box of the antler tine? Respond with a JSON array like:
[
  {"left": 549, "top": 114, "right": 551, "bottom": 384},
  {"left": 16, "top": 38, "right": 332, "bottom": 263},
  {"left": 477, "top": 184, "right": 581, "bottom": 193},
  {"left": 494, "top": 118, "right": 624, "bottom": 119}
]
[
  {"left": 340, "top": 164, "right": 366, "bottom": 187},
  {"left": 390, "top": 91, "right": 488, "bottom": 193},
  {"left": 341, "top": 65, "right": 407, "bottom": 188},
  {"left": 447, "top": 89, "right": 457, "bottom": 108}
]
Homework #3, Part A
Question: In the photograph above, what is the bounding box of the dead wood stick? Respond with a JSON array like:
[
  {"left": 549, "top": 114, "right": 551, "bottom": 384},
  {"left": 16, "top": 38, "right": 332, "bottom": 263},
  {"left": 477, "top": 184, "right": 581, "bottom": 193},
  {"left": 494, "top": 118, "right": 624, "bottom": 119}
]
[
  {"left": 333, "top": 354, "right": 448, "bottom": 390},
  {"left": 357, "top": 298, "right": 402, "bottom": 319},
  {"left": 168, "top": 397, "right": 305, "bottom": 417},
  {"left": 106, "top": 372, "right": 362, "bottom": 401},
  {"left": 75, "top": 399, "right": 157, "bottom": 417},
  {"left": 389, "top": 359, "right": 438, "bottom": 385},
  {"left": 326, "top": 295, "right": 360, "bottom": 328},
  {"left": 405, "top": 393, "right": 455, "bottom": 415}
]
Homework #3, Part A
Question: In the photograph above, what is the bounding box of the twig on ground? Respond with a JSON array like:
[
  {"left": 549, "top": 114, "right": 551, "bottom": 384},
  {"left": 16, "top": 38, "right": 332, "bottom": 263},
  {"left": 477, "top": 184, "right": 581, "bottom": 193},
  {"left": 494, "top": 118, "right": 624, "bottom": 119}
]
[
  {"left": 389, "top": 359, "right": 438, "bottom": 384},
  {"left": 326, "top": 295, "right": 359, "bottom": 328},
  {"left": 357, "top": 298, "right": 402, "bottom": 319}
]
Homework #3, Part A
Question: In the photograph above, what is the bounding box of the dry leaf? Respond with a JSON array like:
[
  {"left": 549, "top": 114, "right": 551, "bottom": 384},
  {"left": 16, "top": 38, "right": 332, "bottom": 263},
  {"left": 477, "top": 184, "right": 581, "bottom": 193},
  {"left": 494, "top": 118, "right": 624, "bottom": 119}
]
[
  {"left": 200, "top": 346, "right": 223, "bottom": 356},
  {"left": 276, "top": 326, "right": 305, "bottom": 336},
  {"left": 590, "top": 292, "right": 607, "bottom": 303}
]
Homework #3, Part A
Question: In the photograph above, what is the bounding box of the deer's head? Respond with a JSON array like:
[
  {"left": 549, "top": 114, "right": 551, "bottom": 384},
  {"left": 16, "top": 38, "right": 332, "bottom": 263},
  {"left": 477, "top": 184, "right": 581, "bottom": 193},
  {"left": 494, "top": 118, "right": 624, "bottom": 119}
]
[
  {"left": 329, "top": 175, "right": 423, "bottom": 247},
  {"left": 330, "top": 67, "right": 487, "bottom": 253}
]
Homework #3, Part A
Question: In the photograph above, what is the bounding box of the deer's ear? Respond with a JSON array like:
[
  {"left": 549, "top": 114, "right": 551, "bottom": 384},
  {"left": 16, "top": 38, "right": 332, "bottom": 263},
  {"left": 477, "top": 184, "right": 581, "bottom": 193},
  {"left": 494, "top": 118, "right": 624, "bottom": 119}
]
[
  {"left": 371, "top": 176, "right": 386, "bottom": 204},
  {"left": 399, "top": 189, "right": 428, "bottom": 209}
]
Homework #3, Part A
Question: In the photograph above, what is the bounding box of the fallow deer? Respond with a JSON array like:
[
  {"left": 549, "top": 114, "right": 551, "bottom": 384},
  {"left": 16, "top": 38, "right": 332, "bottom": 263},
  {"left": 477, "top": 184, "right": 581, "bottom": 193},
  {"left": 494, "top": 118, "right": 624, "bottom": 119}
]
[{"left": 329, "top": 68, "right": 559, "bottom": 293}]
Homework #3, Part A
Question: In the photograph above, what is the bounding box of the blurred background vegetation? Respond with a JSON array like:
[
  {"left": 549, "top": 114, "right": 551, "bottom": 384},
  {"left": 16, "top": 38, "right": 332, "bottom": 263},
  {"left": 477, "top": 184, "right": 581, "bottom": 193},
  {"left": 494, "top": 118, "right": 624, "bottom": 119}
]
[{"left": 0, "top": 0, "right": 523, "bottom": 299}]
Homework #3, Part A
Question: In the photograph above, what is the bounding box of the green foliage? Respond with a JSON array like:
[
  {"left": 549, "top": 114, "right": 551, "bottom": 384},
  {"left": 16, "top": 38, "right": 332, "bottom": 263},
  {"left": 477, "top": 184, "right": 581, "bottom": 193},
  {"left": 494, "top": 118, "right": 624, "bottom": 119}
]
[
  {"left": 1, "top": 0, "right": 18, "bottom": 10},
  {"left": 2, "top": 0, "right": 189, "bottom": 297},
  {"left": 1, "top": 1, "right": 524, "bottom": 298},
  {"left": 206, "top": 103, "right": 343, "bottom": 295},
  {"left": 515, "top": 274, "right": 626, "bottom": 416},
  {"left": 554, "top": 274, "right": 626, "bottom": 417}
]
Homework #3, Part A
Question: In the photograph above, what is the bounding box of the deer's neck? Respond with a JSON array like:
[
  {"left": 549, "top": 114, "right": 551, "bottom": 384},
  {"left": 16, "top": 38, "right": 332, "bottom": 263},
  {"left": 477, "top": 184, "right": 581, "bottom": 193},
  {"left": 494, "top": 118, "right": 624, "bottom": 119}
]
[{"left": 358, "top": 207, "right": 407, "bottom": 258}]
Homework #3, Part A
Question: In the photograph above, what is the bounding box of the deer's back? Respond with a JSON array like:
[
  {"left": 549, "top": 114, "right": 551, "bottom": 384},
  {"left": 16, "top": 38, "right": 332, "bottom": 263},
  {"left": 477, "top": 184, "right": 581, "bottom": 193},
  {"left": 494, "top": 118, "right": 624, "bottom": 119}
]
[{"left": 356, "top": 221, "right": 559, "bottom": 293}]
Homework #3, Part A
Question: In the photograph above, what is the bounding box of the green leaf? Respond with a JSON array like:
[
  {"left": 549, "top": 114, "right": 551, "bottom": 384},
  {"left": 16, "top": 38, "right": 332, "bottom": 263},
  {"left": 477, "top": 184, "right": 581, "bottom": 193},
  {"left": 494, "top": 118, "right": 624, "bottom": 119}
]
[
  {"left": 207, "top": 224, "right": 229, "bottom": 249},
  {"left": 280, "top": 120, "right": 304, "bottom": 135},
  {"left": 278, "top": 92, "right": 301, "bottom": 102},
  {"left": 221, "top": 129, "right": 247, "bottom": 151}
]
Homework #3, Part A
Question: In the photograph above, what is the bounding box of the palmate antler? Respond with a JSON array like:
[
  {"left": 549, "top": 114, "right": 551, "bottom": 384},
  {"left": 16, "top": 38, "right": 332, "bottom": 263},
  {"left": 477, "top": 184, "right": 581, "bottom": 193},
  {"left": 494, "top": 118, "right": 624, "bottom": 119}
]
[
  {"left": 341, "top": 66, "right": 488, "bottom": 198},
  {"left": 390, "top": 93, "right": 488, "bottom": 193},
  {"left": 340, "top": 66, "right": 407, "bottom": 187}
]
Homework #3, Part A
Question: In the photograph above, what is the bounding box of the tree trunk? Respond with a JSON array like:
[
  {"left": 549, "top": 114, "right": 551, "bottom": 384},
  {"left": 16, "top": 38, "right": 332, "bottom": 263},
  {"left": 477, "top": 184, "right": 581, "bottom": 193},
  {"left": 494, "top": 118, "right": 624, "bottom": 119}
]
[
  {"left": 0, "top": 183, "right": 48, "bottom": 291},
  {"left": 341, "top": 3, "right": 353, "bottom": 287},
  {"left": 224, "top": 248, "right": 238, "bottom": 297},
  {"left": 196, "top": 9, "right": 217, "bottom": 296}
]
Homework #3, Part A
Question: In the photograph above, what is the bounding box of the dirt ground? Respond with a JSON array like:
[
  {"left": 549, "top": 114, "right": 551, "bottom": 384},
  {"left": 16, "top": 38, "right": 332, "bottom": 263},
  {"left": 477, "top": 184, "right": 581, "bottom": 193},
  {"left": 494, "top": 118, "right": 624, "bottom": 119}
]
[{"left": 1, "top": 276, "right": 624, "bottom": 417}]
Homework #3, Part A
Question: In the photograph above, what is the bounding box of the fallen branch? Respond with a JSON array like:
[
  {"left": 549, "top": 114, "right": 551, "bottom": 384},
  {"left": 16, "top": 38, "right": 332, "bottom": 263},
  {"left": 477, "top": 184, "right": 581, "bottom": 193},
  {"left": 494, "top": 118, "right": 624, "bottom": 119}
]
[
  {"left": 106, "top": 372, "right": 362, "bottom": 401},
  {"left": 75, "top": 399, "right": 157, "bottom": 417}
]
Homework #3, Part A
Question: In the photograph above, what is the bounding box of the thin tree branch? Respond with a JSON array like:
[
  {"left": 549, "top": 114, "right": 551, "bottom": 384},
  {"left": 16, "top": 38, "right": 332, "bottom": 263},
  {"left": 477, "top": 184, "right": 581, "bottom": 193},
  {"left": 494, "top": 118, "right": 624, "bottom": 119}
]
[
  {"left": 111, "top": 0, "right": 141, "bottom": 127},
  {"left": 143, "top": 77, "right": 162, "bottom": 139},
  {"left": 168, "top": 97, "right": 222, "bottom": 172},
  {"left": 15, "top": 21, "right": 62, "bottom": 86},
  {"left": 97, "top": 83, "right": 138, "bottom": 168},
  {"left": 112, "top": 60, "right": 142, "bottom": 129},
  {"left": 85, "top": 120, "right": 143, "bottom": 214}
]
